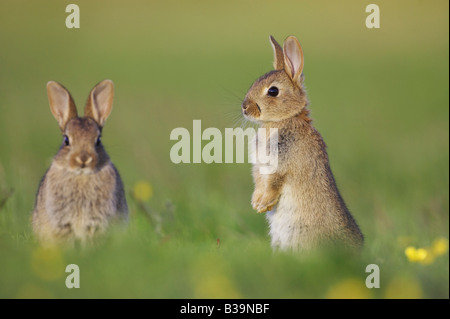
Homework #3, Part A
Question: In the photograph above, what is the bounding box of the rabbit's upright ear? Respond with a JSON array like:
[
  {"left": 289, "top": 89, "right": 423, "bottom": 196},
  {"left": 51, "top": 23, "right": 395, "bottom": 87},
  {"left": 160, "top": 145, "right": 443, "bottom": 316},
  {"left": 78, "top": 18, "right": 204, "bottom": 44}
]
[
  {"left": 270, "top": 35, "right": 284, "bottom": 70},
  {"left": 85, "top": 80, "right": 114, "bottom": 128},
  {"left": 283, "top": 36, "right": 304, "bottom": 86},
  {"left": 47, "top": 81, "right": 78, "bottom": 131}
]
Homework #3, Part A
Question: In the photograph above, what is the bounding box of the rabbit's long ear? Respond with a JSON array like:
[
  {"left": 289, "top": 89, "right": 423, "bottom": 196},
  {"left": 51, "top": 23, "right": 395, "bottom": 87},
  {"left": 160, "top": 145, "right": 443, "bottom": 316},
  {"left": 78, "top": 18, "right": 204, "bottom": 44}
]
[
  {"left": 283, "top": 36, "right": 304, "bottom": 86},
  {"left": 270, "top": 35, "right": 284, "bottom": 70},
  {"left": 47, "top": 81, "right": 78, "bottom": 131},
  {"left": 84, "top": 80, "right": 114, "bottom": 128}
]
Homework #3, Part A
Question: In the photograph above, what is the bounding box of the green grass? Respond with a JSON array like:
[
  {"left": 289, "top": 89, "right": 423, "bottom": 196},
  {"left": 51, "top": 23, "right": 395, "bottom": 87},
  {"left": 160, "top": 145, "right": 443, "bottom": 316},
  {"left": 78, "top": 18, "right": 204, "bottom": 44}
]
[{"left": 0, "top": 0, "right": 448, "bottom": 299}]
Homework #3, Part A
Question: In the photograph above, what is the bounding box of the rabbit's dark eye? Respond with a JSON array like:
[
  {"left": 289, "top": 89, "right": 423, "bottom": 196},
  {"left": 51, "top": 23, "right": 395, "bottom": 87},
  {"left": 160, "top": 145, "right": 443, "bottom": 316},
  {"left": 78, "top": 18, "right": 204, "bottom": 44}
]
[
  {"left": 267, "top": 86, "right": 279, "bottom": 97},
  {"left": 63, "top": 135, "right": 69, "bottom": 146},
  {"left": 96, "top": 136, "right": 101, "bottom": 146}
]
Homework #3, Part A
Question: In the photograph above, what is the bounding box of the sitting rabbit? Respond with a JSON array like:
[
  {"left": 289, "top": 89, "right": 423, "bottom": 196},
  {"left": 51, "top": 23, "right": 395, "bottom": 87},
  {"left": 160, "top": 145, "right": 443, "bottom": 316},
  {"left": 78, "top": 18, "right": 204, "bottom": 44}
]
[{"left": 32, "top": 80, "right": 128, "bottom": 244}]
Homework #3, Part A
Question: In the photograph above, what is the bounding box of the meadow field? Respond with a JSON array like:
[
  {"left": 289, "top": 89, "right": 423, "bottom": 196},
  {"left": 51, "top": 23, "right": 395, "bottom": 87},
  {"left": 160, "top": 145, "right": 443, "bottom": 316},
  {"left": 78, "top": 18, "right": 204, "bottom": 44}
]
[{"left": 0, "top": 1, "right": 448, "bottom": 299}]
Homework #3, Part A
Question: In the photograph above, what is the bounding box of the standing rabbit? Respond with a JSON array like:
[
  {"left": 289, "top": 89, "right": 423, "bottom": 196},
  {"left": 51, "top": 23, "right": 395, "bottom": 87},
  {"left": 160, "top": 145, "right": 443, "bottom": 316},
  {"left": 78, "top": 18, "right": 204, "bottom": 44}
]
[
  {"left": 242, "top": 36, "right": 363, "bottom": 251},
  {"left": 32, "top": 80, "right": 128, "bottom": 244}
]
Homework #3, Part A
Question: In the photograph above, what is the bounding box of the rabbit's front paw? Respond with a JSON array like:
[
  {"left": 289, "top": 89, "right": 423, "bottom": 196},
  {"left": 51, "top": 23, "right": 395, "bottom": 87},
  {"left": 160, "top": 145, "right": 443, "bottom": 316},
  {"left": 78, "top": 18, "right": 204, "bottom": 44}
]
[{"left": 252, "top": 190, "right": 279, "bottom": 213}]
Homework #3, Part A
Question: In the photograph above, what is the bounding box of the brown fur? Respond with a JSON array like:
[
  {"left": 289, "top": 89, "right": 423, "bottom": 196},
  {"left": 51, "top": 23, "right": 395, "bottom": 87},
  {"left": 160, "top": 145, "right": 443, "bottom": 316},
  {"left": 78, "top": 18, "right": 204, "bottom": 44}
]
[
  {"left": 242, "top": 36, "right": 363, "bottom": 251},
  {"left": 32, "top": 80, "right": 128, "bottom": 245}
]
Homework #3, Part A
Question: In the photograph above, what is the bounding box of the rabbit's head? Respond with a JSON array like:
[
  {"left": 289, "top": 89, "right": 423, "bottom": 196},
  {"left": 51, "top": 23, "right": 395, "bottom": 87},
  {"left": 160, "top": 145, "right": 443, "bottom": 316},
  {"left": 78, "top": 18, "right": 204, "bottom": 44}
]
[
  {"left": 47, "top": 80, "right": 114, "bottom": 174},
  {"left": 242, "top": 36, "right": 309, "bottom": 123}
]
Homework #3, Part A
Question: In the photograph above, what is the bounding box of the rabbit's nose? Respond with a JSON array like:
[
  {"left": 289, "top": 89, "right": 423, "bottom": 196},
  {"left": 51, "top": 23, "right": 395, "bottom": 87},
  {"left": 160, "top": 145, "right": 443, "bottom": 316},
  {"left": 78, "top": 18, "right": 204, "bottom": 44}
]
[
  {"left": 242, "top": 102, "right": 250, "bottom": 115},
  {"left": 75, "top": 153, "right": 93, "bottom": 167}
]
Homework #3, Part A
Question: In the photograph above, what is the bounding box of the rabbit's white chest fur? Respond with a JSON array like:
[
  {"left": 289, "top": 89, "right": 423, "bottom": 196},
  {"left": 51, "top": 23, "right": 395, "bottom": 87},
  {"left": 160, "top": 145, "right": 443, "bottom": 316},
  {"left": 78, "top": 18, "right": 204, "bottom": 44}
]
[
  {"left": 265, "top": 183, "right": 311, "bottom": 251},
  {"left": 42, "top": 163, "right": 117, "bottom": 240}
]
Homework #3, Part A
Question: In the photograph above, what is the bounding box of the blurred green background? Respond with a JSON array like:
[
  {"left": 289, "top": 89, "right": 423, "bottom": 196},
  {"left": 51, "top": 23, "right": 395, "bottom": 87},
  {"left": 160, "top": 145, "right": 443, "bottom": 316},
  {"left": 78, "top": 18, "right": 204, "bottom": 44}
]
[{"left": 0, "top": 0, "right": 448, "bottom": 299}]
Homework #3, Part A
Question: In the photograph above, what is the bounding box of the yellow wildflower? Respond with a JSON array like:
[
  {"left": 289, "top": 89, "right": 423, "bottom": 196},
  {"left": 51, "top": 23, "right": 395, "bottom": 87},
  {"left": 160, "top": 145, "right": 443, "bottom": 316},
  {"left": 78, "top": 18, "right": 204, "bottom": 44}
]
[
  {"left": 415, "top": 248, "right": 428, "bottom": 261},
  {"left": 30, "top": 246, "right": 65, "bottom": 281},
  {"left": 326, "top": 278, "right": 372, "bottom": 299},
  {"left": 192, "top": 254, "right": 242, "bottom": 299},
  {"left": 405, "top": 238, "right": 448, "bottom": 265},
  {"left": 405, "top": 247, "right": 428, "bottom": 263},
  {"left": 419, "top": 250, "right": 435, "bottom": 265},
  {"left": 133, "top": 181, "right": 153, "bottom": 202},
  {"left": 385, "top": 276, "right": 423, "bottom": 299},
  {"left": 431, "top": 237, "right": 448, "bottom": 256}
]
